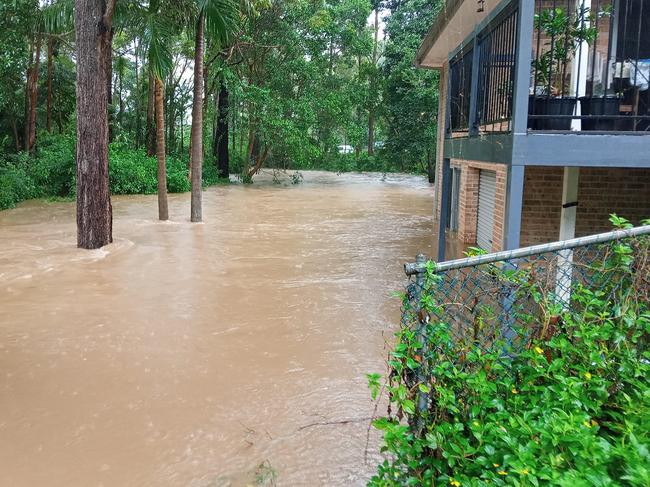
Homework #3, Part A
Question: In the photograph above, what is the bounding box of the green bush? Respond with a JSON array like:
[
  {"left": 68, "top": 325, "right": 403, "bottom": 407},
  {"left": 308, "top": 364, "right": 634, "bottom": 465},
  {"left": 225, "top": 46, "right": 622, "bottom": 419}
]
[
  {"left": 109, "top": 146, "right": 158, "bottom": 194},
  {"left": 30, "top": 133, "right": 76, "bottom": 197},
  {"left": 166, "top": 155, "right": 191, "bottom": 193},
  {"left": 0, "top": 159, "right": 37, "bottom": 209},
  {"left": 370, "top": 220, "right": 650, "bottom": 486}
]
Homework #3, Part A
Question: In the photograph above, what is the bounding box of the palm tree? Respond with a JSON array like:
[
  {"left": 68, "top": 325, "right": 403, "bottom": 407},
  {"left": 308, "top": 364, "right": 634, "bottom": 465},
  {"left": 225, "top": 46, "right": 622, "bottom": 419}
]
[
  {"left": 142, "top": 1, "right": 175, "bottom": 220},
  {"left": 189, "top": 0, "right": 238, "bottom": 222}
]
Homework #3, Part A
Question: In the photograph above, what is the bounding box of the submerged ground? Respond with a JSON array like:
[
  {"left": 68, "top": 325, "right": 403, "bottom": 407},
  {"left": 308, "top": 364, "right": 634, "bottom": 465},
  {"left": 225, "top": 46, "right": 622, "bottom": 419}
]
[{"left": 0, "top": 171, "right": 435, "bottom": 486}]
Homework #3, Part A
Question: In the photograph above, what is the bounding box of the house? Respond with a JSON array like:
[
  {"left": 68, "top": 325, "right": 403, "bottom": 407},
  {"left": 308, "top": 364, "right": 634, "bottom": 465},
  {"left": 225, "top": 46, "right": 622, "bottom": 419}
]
[{"left": 416, "top": 0, "right": 650, "bottom": 261}]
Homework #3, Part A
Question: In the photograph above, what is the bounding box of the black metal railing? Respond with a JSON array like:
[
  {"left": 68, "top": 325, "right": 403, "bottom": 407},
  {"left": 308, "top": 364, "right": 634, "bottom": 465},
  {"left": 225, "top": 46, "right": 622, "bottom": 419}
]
[
  {"left": 448, "top": 47, "right": 473, "bottom": 133},
  {"left": 529, "top": 0, "right": 650, "bottom": 131},
  {"left": 476, "top": 5, "right": 519, "bottom": 133}
]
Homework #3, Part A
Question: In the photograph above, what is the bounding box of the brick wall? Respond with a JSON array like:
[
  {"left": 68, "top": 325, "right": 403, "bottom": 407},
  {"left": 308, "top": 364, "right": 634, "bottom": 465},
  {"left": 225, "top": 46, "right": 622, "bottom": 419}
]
[{"left": 521, "top": 167, "right": 650, "bottom": 247}]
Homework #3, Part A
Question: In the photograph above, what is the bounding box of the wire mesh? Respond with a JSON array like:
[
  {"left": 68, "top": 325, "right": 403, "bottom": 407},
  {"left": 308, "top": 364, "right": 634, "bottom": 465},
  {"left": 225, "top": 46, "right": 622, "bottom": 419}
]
[{"left": 401, "top": 226, "right": 650, "bottom": 428}]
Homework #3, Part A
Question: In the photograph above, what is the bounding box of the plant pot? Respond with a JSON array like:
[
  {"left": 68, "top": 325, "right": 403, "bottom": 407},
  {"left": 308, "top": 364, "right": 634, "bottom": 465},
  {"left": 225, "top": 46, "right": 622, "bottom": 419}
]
[
  {"left": 579, "top": 96, "right": 621, "bottom": 131},
  {"left": 536, "top": 97, "right": 577, "bottom": 130}
]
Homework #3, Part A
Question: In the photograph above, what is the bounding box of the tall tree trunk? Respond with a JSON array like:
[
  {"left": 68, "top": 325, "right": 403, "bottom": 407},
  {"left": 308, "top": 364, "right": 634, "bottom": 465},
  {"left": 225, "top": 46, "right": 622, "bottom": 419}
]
[
  {"left": 155, "top": 77, "right": 169, "bottom": 220},
  {"left": 106, "top": 28, "right": 114, "bottom": 142},
  {"left": 46, "top": 36, "right": 54, "bottom": 133},
  {"left": 134, "top": 38, "right": 141, "bottom": 148},
  {"left": 179, "top": 106, "right": 184, "bottom": 153},
  {"left": 146, "top": 71, "right": 156, "bottom": 156},
  {"left": 11, "top": 117, "right": 20, "bottom": 151},
  {"left": 74, "top": 0, "right": 115, "bottom": 249},
  {"left": 368, "top": 8, "right": 379, "bottom": 156},
  {"left": 24, "top": 42, "right": 33, "bottom": 152},
  {"left": 25, "top": 36, "right": 41, "bottom": 153},
  {"left": 190, "top": 12, "right": 205, "bottom": 222},
  {"left": 118, "top": 61, "right": 124, "bottom": 127},
  {"left": 214, "top": 83, "right": 229, "bottom": 179}
]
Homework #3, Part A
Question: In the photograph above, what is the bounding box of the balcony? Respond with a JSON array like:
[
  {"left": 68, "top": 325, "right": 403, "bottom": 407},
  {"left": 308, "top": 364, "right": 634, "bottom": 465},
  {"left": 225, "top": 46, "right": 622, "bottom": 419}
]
[{"left": 447, "top": 0, "right": 650, "bottom": 137}]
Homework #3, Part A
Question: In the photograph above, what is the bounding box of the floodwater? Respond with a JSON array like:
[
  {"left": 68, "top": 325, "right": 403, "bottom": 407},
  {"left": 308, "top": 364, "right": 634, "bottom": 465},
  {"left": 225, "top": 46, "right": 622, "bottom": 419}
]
[{"left": 0, "top": 171, "right": 435, "bottom": 486}]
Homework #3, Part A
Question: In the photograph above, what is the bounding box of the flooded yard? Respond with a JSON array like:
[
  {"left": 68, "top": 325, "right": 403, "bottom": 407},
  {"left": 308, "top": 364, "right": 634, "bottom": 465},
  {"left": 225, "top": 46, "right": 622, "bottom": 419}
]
[{"left": 0, "top": 171, "right": 435, "bottom": 486}]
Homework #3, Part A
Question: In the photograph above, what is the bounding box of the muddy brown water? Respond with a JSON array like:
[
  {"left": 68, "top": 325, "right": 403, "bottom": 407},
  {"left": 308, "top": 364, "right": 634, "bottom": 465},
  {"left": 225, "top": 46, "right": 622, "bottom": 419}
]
[{"left": 0, "top": 171, "right": 435, "bottom": 486}]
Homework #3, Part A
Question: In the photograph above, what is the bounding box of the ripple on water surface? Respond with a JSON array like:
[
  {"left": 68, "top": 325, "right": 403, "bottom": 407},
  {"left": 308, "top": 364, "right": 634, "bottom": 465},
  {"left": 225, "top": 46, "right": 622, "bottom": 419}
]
[{"left": 0, "top": 171, "right": 434, "bottom": 486}]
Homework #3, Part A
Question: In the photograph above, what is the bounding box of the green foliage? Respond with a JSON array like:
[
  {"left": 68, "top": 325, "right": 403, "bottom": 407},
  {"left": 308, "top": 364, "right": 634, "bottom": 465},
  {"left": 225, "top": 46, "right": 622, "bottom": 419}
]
[
  {"left": 381, "top": 0, "right": 442, "bottom": 173},
  {"left": 370, "top": 234, "right": 650, "bottom": 486},
  {"left": 0, "top": 134, "right": 223, "bottom": 210}
]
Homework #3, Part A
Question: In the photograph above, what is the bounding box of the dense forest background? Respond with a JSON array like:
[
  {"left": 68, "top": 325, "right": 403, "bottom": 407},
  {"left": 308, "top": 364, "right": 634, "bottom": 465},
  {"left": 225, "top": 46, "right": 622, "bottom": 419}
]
[{"left": 0, "top": 0, "right": 442, "bottom": 210}]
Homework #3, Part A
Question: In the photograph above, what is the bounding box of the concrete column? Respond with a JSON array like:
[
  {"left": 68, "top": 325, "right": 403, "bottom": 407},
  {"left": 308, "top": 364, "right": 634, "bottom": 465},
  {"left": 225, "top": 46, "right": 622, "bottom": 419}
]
[
  {"left": 503, "top": 164, "right": 525, "bottom": 250},
  {"left": 556, "top": 166, "right": 580, "bottom": 306},
  {"left": 559, "top": 166, "right": 580, "bottom": 240},
  {"left": 437, "top": 158, "right": 452, "bottom": 262}
]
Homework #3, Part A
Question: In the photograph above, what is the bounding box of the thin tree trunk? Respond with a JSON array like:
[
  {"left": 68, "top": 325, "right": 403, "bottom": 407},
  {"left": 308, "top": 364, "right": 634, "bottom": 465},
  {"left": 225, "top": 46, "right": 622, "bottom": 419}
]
[
  {"left": 46, "top": 36, "right": 54, "bottom": 133},
  {"left": 118, "top": 60, "right": 124, "bottom": 127},
  {"left": 25, "top": 36, "right": 41, "bottom": 153},
  {"left": 181, "top": 104, "right": 185, "bottom": 154},
  {"left": 146, "top": 71, "right": 156, "bottom": 156},
  {"left": 106, "top": 28, "right": 114, "bottom": 142},
  {"left": 11, "top": 117, "right": 20, "bottom": 151},
  {"left": 134, "top": 38, "right": 141, "bottom": 148},
  {"left": 155, "top": 77, "right": 169, "bottom": 220},
  {"left": 214, "top": 83, "right": 229, "bottom": 179},
  {"left": 368, "top": 8, "right": 379, "bottom": 156},
  {"left": 24, "top": 41, "right": 33, "bottom": 152},
  {"left": 190, "top": 12, "right": 205, "bottom": 222},
  {"left": 74, "top": 0, "right": 115, "bottom": 249}
]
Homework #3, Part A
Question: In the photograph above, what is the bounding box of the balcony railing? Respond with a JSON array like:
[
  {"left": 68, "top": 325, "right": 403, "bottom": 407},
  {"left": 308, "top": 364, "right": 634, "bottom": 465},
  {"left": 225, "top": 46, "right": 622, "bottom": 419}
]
[
  {"left": 476, "top": 4, "right": 519, "bottom": 133},
  {"left": 530, "top": 0, "right": 650, "bottom": 132},
  {"left": 446, "top": 0, "right": 650, "bottom": 137},
  {"left": 449, "top": 47, "right": 473, "bottom": 133}
]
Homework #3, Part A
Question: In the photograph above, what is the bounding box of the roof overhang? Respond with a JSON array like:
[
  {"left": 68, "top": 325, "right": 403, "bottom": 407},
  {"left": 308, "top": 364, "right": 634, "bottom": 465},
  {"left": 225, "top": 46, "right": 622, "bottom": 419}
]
[{"left": 415, "top": 0, "right": 504, "bottom": 69}]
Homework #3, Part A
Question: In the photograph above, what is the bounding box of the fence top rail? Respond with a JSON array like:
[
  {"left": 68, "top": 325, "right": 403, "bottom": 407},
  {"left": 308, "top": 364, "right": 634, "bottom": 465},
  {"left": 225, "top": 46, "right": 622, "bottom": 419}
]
[{"left": 404, "top": 225, "right": 650, "bottom": 276}]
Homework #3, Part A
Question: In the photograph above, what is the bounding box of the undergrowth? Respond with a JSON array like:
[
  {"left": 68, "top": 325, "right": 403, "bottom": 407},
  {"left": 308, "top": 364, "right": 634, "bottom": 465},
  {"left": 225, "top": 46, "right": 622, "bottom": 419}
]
[{"left": 369, "top": 216, "right": 650, "bottom": 486}]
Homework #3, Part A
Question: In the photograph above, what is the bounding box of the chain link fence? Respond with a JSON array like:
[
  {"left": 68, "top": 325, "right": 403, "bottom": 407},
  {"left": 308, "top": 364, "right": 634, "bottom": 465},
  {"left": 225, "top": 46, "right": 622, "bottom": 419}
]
[{"left": 400, "top": 225, "right": 650, "bottom": 430}]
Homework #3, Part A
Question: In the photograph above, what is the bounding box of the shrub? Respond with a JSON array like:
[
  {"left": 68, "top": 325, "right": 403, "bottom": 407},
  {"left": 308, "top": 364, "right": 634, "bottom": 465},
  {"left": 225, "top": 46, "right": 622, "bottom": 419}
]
[
  {"left": 109, "top": 147, "right": 158, "bottom": 194},
  {"left": 0, "top": 160, "right": 37, "bottom": 209},
  {"left": 30, "top": 133, "right": 76, "bottom": 197},
  {"left": 370, "top": 220, "right": 650, "bottom": 486}
]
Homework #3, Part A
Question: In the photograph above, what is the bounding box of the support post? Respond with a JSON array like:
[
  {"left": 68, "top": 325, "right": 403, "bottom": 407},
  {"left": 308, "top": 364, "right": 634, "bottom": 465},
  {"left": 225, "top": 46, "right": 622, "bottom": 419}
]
[
  {"left": 438, "top": 158, "right": 452, "bottom": 261},
  {"left": 413, "top": 253, "right": 429, "bottom": 434},
  {"left": 555, "top": 167, "right": 580, "bottom": 306},
  {"left": 511, "top": 0, "right": 536, "bottom": 135},
  {"left": 504, "top": 163, "right": 525, "bottom": 250}
]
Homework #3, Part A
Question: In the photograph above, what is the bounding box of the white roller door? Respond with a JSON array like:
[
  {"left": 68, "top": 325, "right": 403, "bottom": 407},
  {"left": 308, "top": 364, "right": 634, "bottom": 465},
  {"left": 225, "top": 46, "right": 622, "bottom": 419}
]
[{"left": 477, "top": 170, "right": 496, "bottom": 250}]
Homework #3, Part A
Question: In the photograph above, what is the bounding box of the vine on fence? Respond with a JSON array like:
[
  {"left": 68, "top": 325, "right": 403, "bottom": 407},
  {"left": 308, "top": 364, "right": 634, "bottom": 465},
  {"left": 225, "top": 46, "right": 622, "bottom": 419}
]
[{"left": 369, "top": 217, "right": 650, "bottom": 486}]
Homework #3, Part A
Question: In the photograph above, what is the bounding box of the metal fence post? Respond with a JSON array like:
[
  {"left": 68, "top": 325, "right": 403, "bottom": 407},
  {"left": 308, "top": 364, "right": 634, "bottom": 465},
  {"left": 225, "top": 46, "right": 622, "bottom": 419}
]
[{"left": 413, "top": 253, "right": 429, "bottom": 433}]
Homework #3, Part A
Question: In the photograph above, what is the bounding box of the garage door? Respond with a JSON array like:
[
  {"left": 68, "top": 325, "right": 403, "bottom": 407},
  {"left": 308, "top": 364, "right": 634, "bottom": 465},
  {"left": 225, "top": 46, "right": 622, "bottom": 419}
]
[{"left": 477, "top": 170, "right": 496, "bottom": 250}]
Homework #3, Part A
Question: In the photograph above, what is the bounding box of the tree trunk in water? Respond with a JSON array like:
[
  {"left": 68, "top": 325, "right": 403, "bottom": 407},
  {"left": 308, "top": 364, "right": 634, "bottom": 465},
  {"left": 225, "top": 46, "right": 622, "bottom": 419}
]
[
  {"left": 74, "top": 0, "right": 114, "bottom": 249},
  {"left": 25, "top": 37, "right": 41, "bottom": 153},
  {"left": 190, "top": 13, "right": 205, "bottom": 222},
  {"left": 106, "top": 28, "right": 114, "bottom": 142},
  {"left": 46, "top": 36, "right": 54, "bottom": 133},
  {"left": 155, "top": 77, "right": 169, "bottom": 220},
  {"left": 367, "top": 8, "right": 379, "bottom": 156},
  {"left": 214, "top": 83, "right": 229, "bottom": 179},
  {"left": 146, "top": 71, "right": 156, "bottom": 156}
]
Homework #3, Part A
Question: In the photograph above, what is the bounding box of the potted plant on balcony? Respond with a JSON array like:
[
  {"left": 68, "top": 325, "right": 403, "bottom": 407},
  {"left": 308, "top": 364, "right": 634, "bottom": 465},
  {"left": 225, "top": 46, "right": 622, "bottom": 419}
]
[{"left": 531, "top": 5, "right": 602, "bottom": 130}]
